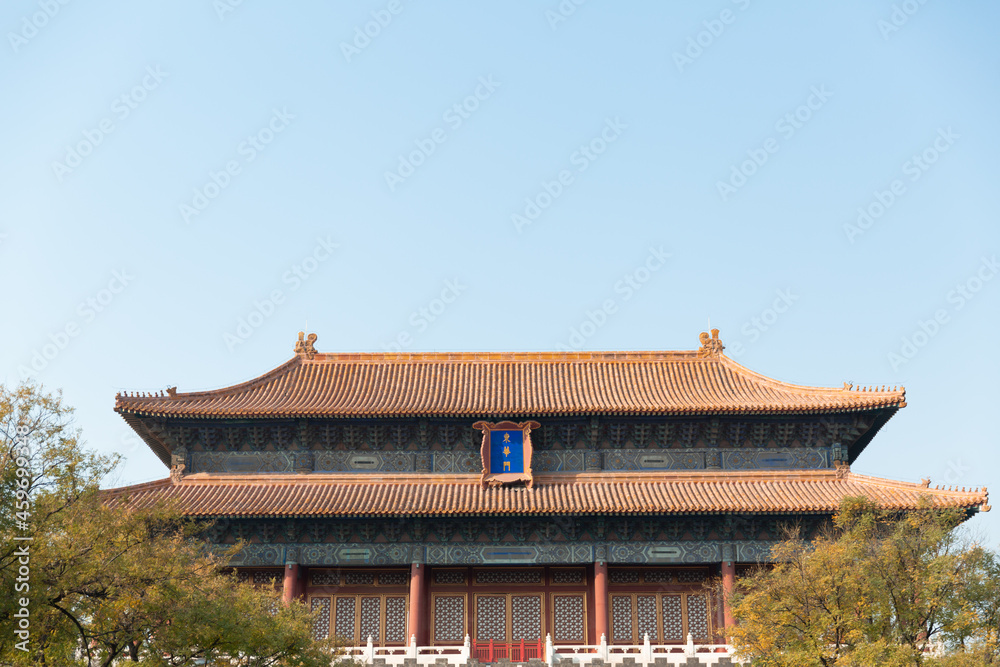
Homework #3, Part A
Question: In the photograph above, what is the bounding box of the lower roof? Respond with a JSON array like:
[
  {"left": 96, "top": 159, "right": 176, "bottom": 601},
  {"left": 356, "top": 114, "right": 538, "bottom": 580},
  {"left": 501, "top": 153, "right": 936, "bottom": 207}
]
[{"left": 103, "top": 470, "right": 988, "bottom": 518}]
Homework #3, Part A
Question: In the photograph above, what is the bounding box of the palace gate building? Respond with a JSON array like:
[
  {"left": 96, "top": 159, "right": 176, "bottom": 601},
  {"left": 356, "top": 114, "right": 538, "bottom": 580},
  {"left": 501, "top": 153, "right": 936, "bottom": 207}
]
[{"left": 110, "top": 331, "right": 988, "bottom": 657}]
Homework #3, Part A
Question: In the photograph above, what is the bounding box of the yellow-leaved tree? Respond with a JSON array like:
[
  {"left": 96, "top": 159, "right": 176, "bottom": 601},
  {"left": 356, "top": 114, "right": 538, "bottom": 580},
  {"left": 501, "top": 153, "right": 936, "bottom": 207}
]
[
  {"left": 0, "top": 382, "right": 342, "bottom": 666},
  {"left": 724, "top": 496, "right": 998, "bottom": 667}
]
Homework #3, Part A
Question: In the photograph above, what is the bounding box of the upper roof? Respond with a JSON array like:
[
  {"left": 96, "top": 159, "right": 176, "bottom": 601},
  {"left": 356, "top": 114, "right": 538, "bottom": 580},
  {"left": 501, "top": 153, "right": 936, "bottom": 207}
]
[
  {"left": 114, "top": 331, "right": 906, "bottom": 419},
  {"left": 102, "top": 470, "right": 988, "bottom": 518}
]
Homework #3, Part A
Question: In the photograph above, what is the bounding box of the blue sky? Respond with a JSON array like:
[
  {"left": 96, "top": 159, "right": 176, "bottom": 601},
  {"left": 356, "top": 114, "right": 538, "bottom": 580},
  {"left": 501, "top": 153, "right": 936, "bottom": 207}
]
[{"left": 2, "top": 1, "right": 998, "bottom": 542}]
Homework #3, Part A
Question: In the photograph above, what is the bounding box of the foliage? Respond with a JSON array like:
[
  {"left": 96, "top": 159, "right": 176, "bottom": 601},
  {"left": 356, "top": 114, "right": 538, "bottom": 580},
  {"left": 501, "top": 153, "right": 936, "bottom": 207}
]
[
  {"left": 725, "top": 496, "right": 997, "bottom": 667},
  {"left": 0, "top": 382, "right": 338, "bottom": 666}
]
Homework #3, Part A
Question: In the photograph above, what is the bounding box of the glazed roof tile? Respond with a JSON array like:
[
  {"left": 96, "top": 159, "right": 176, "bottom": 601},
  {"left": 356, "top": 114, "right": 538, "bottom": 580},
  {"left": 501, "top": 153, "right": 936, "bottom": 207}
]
[
  {"left": 114, "top": 348, "right": 905, "bottom": 418},
  {"left": 102, "top": 470, "right": 986, "bottom": 518}
]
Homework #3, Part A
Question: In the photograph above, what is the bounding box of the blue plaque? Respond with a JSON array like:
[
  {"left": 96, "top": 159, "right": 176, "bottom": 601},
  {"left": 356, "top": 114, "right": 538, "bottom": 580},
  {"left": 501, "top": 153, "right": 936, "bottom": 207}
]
[{"left": 490, "top": 430, "right": 524, "bottom": 474}]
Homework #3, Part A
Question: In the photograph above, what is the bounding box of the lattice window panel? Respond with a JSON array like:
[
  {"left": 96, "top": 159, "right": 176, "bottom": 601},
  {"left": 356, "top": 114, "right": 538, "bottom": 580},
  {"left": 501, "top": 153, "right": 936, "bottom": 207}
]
[
  {"left": 475, "top": 569, "right": 542, "bottom": 585},
  {"left": 360, "top": 597, "right": 381, "bottom": 643},
  {"left": 609, "top": 569, "right": 640, "bottom": 584},
  {"left": 686, "top": 595, "right": 709, "bottom": 641},
  {"left": 662, "top": 595, "right": 683, "bottom": 641},
  {"left": 434, "top": 596, "right": 465, "bottom": 642},
  {"left": 311, "top": 570, "right": 340, "bottom": 586},
  {"left": 677, "top": 570, "right": 706, "bottom": 584},
  {"left": 637, "top": 595, "right": 658, "bottom": 642},
  {"left": 643, "top": 570, "right": 672, "bottom": 584},
  {"left": 551, "top": 569, "right": 584, "bottom": 584},
  {"left": 334, "top": 597, "right": 357, "bottom": 641},
  {"left": 477, "top": 596, "right": 507, "bottom": 641},
  {"left": 434, "top": 570, "right": 466, "bottom": 585},
  {"left": 611, "top": 595, "right": 634, "bottom": 643},
  {"left": 254, "top": 571, "right": 279, "bottom": 585},
  {"left": 379, "top": 571, "right": 409, "bottom": 586},
  {"left": 237, "top": 571, "right": 251, "bottom": 584},
  {"left": 511, "top": 596, "right": 541, "bottom": 640},
  {"left": 345, "top": 572, "right": 376, "bottom": 586},
  {"left": 553, "top": 595, "right": 585, "bottom": 643},
  {"left": 386, "top": 596, "right": 407, "bottom": 643},
  {"left": 311, "top": 597, "right": 331, "bottom": 640}
]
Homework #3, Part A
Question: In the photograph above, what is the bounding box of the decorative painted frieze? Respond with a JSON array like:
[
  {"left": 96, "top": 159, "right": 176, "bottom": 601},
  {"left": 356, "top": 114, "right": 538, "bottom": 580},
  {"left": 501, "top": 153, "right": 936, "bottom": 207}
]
[
  {"left": 188, "top": 446, "right": 829, "bottom": 473},
  {"left": 223, "top": 540, "right": 781, "bottom": 567}
]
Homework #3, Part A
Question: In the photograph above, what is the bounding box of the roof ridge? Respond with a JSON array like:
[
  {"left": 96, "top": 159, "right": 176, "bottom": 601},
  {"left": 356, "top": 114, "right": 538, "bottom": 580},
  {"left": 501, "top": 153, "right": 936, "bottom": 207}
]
[
  {"left": 716, "top": 354, "right": 906, "bottom": 399},
  {"left": 116, "top": 356, "right": 302, "bottom": 405},
  {"left": 309, "top": 350, "right": 702, "bottom": 363},
  {"left": 101, "top": 477, "right": 173, "bottom": 496},
  {"left": 846, "top": 471, "right": 987, "bottom": 498}
]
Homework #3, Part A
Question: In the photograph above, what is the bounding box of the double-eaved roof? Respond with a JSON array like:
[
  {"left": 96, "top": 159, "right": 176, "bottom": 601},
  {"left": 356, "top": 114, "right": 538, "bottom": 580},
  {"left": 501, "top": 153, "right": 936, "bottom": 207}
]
[{"left": 107, "top": 332, "right": 988, "bottom": 521}]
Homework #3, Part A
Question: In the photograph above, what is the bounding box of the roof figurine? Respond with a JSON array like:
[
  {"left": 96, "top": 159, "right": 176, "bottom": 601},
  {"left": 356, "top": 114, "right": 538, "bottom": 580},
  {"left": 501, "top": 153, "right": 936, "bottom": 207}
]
[
  {"left": 293, "top": 331, "right": 318, "bottom": 359},
  {"left": 698, "top": 328, "right": 725, "bottom": 357}
]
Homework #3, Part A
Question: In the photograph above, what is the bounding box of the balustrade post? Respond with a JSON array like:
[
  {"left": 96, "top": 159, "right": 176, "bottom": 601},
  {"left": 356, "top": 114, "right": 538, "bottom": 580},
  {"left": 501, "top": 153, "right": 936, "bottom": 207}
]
[
  {"left": 408, "top": 635, "right": 417, "bottom": 659},
  {"left": 685, "top": 633, "right": 694, "bottom": 657},
  {"left": 461, "top": 634, "right": 470, "bottom": 660},
  {"left": 599, "top": 633, "right": 608, "bottom": 662},
  {"left": 642, "top": 632, "right": 651, "bottom": 666},
  {"left": 545, "top": 632, "right": 554, "bottom": 666}
]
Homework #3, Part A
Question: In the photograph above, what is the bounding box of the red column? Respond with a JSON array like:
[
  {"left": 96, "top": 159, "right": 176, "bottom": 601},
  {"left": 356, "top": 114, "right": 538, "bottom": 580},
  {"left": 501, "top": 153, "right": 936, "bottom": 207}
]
[
  {"left": 282, "top": 563, "right": 300, "bottom": 606},
  {"left": 594, "top": 561, "right": 608, "bottom": 643},
  {"left": 408, "top": 562, "right": 425, "bottom": 645},
  {"left": 298, "top": 566, "right": 308, "bottom": 601},
  {"left": 721, "top": 560, "right": 736, "bottom": 631}
]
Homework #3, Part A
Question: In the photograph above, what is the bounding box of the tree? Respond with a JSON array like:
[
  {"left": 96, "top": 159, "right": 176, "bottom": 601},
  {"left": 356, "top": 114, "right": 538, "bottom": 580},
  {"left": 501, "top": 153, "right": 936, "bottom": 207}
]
[
  {"left": 932, "top": 545, "right": 1000, "bottom": 664},
  {"left": 724, "top": 496, "right": 986, "bottom": 667},
  {"left": 0, "top": 382, "right": 337, "bottom": 666}
]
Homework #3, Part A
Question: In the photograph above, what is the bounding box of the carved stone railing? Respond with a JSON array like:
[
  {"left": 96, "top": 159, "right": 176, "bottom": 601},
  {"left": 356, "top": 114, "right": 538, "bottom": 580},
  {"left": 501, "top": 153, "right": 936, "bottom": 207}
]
[{"left": 338, "top": 634, "right": 742, "bottom": 667}]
